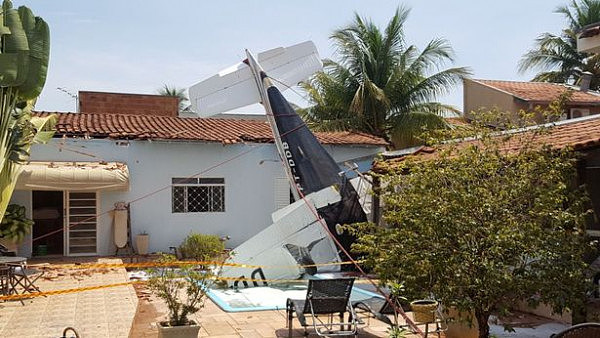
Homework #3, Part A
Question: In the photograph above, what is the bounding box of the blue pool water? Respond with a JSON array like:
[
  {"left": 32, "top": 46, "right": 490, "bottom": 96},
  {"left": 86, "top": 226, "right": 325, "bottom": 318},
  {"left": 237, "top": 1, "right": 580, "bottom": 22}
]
[{"left": 207, "top": 280, "right": 383, "bottom": 312}]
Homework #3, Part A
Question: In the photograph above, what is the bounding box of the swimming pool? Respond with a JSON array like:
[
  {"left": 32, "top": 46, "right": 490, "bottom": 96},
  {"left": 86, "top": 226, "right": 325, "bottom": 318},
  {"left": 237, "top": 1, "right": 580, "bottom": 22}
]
[{"left": 207, "top": 280, "right": 383, "bottom": 312}]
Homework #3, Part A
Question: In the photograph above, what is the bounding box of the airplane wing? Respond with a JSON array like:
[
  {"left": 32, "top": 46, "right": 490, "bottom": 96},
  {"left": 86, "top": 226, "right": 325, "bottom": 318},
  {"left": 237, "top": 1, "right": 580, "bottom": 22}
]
[{"left": 188, "top": 41, "right": 322, "bottom": 117}]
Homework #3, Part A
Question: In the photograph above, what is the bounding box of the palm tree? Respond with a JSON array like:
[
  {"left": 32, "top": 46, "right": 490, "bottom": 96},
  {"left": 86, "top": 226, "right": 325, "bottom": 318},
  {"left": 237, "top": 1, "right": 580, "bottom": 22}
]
[
  {"left": 300, "top": 7, "right": 470, "bottom": 148},
  {"left": 157, "top": 85, "right": 190, "bottom": 113},
  {"left": 519, "top": 0, "right": 600, "bottom": 89}
]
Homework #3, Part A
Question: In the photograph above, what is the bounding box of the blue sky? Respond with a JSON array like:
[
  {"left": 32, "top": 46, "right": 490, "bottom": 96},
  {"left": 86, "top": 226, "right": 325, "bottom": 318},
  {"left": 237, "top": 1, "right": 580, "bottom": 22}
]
[{"left": 22, "top": 0, "right": 568, "bottom": 113}]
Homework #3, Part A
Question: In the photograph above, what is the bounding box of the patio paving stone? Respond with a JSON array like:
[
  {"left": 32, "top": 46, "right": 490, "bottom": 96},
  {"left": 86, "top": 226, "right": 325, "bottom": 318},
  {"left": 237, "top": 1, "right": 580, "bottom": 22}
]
[{"left": 0, "top": 257, "right": 137, "bottom": 338}]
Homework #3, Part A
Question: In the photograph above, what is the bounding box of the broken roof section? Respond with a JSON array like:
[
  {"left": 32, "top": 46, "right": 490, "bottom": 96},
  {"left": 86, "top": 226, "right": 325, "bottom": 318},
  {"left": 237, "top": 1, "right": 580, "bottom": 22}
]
[{"left": 35, "top": 111, "right": 388, "bottom": 146}]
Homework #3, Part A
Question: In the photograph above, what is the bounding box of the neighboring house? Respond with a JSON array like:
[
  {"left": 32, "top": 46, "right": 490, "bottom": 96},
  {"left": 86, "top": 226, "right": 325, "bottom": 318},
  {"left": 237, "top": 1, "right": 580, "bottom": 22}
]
[
  {"left": 10, "top": 92, "right": 387, "bottom": 257},
  {"left": 463, "top": 79, "right": 600, "bottom": 120},
  {"left": 578, "top": 22, "right": 600, "bottom": 53},
  {"left": 374, "top": 114, "right": 600, "bottom": 236}
]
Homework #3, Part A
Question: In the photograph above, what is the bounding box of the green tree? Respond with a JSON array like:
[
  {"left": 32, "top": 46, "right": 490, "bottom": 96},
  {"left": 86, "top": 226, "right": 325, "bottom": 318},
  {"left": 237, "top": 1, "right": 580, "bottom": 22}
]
[
  {"left": 300, "top": 7, "right": 470, "bottom": 149},
  {"left": 157, "top": 84, "right": 190, "bottom": 113},
  {"left": 353, "top": 110, "right": 594, "bottom": 338},
  {"left": 0, "top": 0, "right": 55, "bottom": 220},
  {"left": 519, "top": 0, "right": 600, "bottom": 89}
]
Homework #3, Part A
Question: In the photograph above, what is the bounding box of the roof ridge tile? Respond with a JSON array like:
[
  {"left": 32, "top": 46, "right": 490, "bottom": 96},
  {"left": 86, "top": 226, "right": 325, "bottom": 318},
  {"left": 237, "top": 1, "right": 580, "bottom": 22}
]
[{"left": 32, "top": 111, "right": 388, "bottom": 146}]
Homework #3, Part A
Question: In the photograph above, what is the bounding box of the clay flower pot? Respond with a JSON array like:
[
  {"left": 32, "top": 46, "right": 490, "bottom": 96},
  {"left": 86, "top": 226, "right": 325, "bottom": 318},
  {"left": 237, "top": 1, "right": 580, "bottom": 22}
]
[
  {"left": 410, "top": 299, "right": 438, "bottom": 323},
  {"left": 135, "top": 234, "right": 149, "bottom": 255},
  {"left": 157, "top": 320, "right": 201, "bottom": 338}
]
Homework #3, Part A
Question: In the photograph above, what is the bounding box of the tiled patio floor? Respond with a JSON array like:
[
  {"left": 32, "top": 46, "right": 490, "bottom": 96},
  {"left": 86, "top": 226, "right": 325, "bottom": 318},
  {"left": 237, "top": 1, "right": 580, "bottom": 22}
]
[
  {"left": 0, "top": 257, "right": 137, "bottom": 338},
  {"left": 129, "top": 279, "right": 436, "bottom": 338},
  {"left": 0, "top": 256, "right": 436, "bottom": 337}
]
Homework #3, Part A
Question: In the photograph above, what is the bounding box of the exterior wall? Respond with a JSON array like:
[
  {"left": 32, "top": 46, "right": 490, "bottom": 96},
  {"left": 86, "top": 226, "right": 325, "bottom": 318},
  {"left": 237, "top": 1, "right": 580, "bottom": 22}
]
[
  {"left": 578, "top": 34, "right": 600, "bottom": 53},
  {"left": 12, "top": 138, "right": 383, "bottom": 257},
  {"left": 565, "top": 104, "right": 600, "bottom": 117},
  {"left": 463, "top": 79, "right": 523, "bottom": 117},
  {"left": 464, "top": 79, "right": 600, "bottom": 121},
  {"left": 516, "top": 301, "right": 572, "bottom": 324},
  {"left": 506, "top": 103, "right": 600, "bottom": 121},
  {"left": 79, "top": 91, "right": 178, "bottom": 117}
]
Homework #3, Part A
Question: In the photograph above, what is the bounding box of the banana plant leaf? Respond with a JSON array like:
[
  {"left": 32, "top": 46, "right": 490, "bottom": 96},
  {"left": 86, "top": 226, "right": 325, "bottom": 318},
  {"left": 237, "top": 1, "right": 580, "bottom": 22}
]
[
  {"left": 17, "top": 18, "right": 49, "bottom": 99},
  {"left": 3, "top": 2, "right": 28, "bottom": 53},
  {"left": 0, "top": 161, "right": 19, "bottom": 221},
  {"left": 2, "top": 2, "right": 29, "bottom": 87},
  {"left": 0, "top": 8, "right": 10, "bottom": 35},
  {"left": 17, "top": 6, "right": 35, "bottom": 32},
  {"left": 0, "top": 53, "right": 20, "bottom": 86},
  {"left": 30, "top": 114, "right": 57, "bottom": 144}
]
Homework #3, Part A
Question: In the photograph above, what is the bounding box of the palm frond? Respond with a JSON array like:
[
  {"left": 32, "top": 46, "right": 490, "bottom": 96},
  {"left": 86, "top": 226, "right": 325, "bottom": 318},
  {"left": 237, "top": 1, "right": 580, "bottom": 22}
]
[
  {"left": 390, "top": 111, "right": 448, "bottom": 148},
  {"left": 520, "top": 0, "right": 600, "bottom": 89},
  {"left": 157, "top": 84, "right": 190, "bottom": 112},
  {"left": 301, "top": 7, "right": 467, "bottom": 147}
]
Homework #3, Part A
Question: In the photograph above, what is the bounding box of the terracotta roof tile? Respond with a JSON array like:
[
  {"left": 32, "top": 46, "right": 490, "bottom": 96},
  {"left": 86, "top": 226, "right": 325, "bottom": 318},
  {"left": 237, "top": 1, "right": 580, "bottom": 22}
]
[
  {"left": 474, "top": 79, "right": 600, "bottom": 104},
  {"left": 36, "top": 112, "right": 388, "bottom": 146},
  {"left": 445, "top": 117, "right": 471, "bottom": 128},
  {"left": 375, "top": 114, "right": 600, "bottom": 173}
]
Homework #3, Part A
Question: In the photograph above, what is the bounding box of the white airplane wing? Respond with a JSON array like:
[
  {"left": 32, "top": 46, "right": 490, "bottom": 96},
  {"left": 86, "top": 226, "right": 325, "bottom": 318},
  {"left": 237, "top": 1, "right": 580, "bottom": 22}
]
[
  {"left": 221, "top": 187, "right": 342, "bottom": 284},
  {"left": 188, "top": 41, "right": 322, "bottom": 117}
]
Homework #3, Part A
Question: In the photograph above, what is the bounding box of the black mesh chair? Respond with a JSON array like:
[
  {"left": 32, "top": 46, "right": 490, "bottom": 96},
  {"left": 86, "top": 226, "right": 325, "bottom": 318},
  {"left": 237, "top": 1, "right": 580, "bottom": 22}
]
[
  {"left": 286, "top": 278, "right": 358, "bottom": 337},
  {"left": 551, "top": 323, "right": 600, "bottom": 338},
  {"left": 0, "top": 243, "right": 16, "bottom": 257},
  {"left": 352, "top": 296, "right": 396, "bottom": 326}
]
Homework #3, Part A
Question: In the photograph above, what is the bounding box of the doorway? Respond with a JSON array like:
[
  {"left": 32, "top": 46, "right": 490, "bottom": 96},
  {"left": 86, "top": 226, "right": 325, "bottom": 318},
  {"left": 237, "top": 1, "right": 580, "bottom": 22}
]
[{"left": 32, "top": 191, "right": 64, "bottom": 255}]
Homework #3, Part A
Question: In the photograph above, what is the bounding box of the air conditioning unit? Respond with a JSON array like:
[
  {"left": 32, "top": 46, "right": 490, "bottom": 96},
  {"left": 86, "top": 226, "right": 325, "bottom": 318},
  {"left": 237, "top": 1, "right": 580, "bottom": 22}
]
[{"left": 570, "top": 108, "right": 591, "bottom": 119}]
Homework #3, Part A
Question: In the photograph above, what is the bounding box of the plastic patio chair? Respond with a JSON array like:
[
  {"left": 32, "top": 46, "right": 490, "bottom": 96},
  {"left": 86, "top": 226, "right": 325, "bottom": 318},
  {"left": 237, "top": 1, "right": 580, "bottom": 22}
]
[
  {"left": 286, "top": 278, "right": 358, "bottom": 337},
  {"left": 550, "top": 323, "right": 600, "bottom": 338}
]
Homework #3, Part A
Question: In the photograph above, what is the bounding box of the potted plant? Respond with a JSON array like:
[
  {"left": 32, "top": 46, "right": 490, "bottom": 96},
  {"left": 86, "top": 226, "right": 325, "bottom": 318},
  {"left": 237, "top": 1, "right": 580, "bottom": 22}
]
[
  {"left": 136, "top": 231, "right": 149, "bottom": 255},
  {"left": 0, "top": 204, "right": 34, "bottom": 252},
  {"left": 147, "top": 253, "right": 222, "bottom": 338}
]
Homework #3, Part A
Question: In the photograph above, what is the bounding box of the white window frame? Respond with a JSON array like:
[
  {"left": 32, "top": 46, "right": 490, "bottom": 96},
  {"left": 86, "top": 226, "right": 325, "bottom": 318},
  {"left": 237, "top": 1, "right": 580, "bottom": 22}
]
[
  {"left": 65, "top": 191, "right": 98, "bottom": 256},
  {"left": 172, "top": 177, "right": 225, "bottom": 213}
]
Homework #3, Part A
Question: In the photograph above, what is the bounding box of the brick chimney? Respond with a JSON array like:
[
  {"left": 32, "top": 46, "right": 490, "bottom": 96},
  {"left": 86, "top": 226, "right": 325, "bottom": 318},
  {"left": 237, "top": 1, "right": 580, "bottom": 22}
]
[
  {"left": 579, "top": 72, "right": 593, "bottom": 92},
  {"left": 78, "top": 91, "right": 179, "bottom": 117}
]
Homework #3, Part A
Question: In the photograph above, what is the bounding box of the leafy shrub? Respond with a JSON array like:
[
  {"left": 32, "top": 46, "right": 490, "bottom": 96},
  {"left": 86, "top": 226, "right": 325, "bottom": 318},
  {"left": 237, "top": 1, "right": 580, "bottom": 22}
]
[{"left": 179, "top": 233, "right": 224, "bottom": 261}]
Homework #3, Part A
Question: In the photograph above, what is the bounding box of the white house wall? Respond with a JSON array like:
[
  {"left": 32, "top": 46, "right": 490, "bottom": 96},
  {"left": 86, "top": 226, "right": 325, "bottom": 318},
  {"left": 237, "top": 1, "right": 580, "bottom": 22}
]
[
  {"left": 11, "top": 190, "right": 33, "bottom": 256},
  {"left": 14, "top": 138, "right": 383, "bottom": 256}
]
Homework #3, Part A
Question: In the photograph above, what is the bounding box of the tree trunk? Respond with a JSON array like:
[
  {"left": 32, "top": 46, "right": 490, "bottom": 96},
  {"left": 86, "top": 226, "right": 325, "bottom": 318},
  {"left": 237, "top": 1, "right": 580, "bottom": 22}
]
[
  {"left": 572, "top": 298, "right": 587, "bottom": 324},
  {"left": 475, "top": 310, "right": 490, "bottom": 338}
]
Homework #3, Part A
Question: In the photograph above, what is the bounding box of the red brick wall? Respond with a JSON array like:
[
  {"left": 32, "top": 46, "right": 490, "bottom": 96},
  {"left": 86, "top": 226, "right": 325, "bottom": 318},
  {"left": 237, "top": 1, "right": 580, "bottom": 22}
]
[{"left": 79, "top": 91, "right": 178, "bottom": 117}]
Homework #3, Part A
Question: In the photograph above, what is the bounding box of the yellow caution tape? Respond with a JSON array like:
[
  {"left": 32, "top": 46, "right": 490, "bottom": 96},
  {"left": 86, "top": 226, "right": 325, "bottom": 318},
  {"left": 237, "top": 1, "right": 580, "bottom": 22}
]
[
  {"left": 33, "top": 259, "right": 363, "bottom": 271},
  {"left": 0, "top": 280, "right": 144, "bottom": 301},
  {"left": 0, "top": 275, "right": 372, "bottom": 301},
  {"left": 33, "top": 261, "right": 260, "bottom": 270}
]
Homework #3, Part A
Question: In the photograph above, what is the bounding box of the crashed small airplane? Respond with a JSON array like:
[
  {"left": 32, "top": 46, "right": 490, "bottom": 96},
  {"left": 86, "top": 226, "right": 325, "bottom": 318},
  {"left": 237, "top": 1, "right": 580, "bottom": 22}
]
[{"left": 188, "top": 41, "right": 371, "bottom": 284}]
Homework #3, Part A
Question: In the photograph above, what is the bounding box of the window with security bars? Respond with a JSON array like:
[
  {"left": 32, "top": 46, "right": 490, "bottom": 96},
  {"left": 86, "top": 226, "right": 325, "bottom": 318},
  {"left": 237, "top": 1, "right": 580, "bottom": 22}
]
[{"left": 172, "top": 178, "right": 225, "bottom": 213}]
